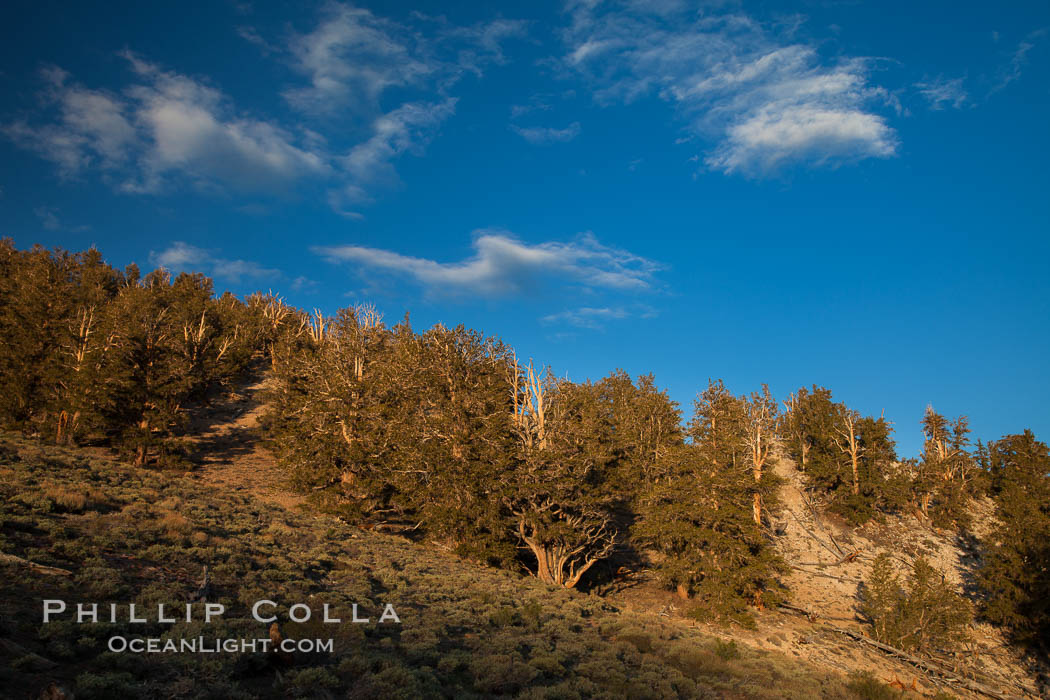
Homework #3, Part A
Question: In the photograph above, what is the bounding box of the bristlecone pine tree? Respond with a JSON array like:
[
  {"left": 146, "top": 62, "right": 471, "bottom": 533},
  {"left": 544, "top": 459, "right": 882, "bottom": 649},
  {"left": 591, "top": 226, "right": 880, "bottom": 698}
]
[
  {"left": 633, "top": 380, "right": 786, "bottom": 623},
  {"left": 861, "top": 552, "right": 972, "bottom": 656},
  {"left": 598, "top": 369, "right": 683, "bottom": 495},
  {"left": 978, "top": 430, "right": 1050, "bottom": 646},
  {"left": 266, "top": 306, "right": 419, "bottom": 522},
  {"left": 782, "top": 385, "right": 836, "bottom": 474},
  {"left": 781, "top": 385, "right": 900, "bottom": 524},
  {"left": 0, "top": 240, "right": 263, "bottom": 461},
  {"left": 915, "top": 406, "right": 979, "bottom": 528},
  {"left": 411, "top": 323, "right": 519, "bottom": 564},
  {"left": 506, "top": 370, "right": 619, "bottom": 588}
]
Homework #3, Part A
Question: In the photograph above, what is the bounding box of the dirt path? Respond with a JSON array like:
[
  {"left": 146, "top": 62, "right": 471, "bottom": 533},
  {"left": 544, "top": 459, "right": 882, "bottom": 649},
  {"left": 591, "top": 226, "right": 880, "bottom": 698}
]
[
  {"left": 772, "top": 454, "right": 870, "bottom": 626},
  {"left": 183, "top": 370, "right": 305, "bottom": 511}
]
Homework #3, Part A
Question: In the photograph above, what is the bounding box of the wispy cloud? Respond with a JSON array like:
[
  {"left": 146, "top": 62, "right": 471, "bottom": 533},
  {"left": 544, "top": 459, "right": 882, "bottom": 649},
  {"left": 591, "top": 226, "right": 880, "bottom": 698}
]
[
  {"left": 33, "top": 206, "right": 61, "bottom": 230},
  {"left": 283, "top": 4, "right": 434, "bottom": 115},
  {"left": 279, "top": 3, "right": 525, "bottom": 114},
  {"left": 992, "top": 29, "right": 1047, "bottom": 93},
  {"left": 541, "top": 304, "right": 656, "bottom": 329},
  {"left": 3, "top": 66, "right": 138, "bottom": 178},
  {"left": 509, "top": 90, "right": 574, "bottom": 118},
  {"left": 33, "top": 205, "right": 90, "bottom": 232},
  {"left": 511, "top": 121, "right": 581, "bottom": 144},
  {"left": 150, "top": 241, "right": 280, "bottom": 283},
  {"left": 562, "top": 3, "right": 897, "bottom": 176},
  {"left": 291, "top": 275, "right": 320, "bottom": 293},
  {"left": 427, "top": 16, "right": 529, "bottom": 77},
  {"left": 331, "top": 98, "right": 458, "bottom": 215},
  {"left": 914, "top": 76, "right": 967, "bottom": 110},
  {"left": 313, "top": 230, "right": 663, "bottom": 297}
]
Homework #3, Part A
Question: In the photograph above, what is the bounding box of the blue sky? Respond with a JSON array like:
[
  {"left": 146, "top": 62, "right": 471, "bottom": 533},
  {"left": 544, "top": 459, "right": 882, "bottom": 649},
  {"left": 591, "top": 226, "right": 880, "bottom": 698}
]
[{"left": 2, "top": 0, "right": 1048, "bottom": 456}]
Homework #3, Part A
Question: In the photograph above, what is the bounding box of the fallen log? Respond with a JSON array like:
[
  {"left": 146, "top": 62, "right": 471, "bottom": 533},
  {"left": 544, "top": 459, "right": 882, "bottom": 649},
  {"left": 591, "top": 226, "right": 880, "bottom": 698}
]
[
  {"left": 776, "top": 604, "right": 1025, "bottom": 700},
  {"left": 778, "top": 602, "right": 818, "bottom": 621},
  {"left": 823, "top": 625, "right": 1022, "bottom": 700},
  {"left": 0, "top": 552, "right": 72, "bottom": 576},
  {"left": 786, "top": 507, "right": 844, "bottom": 560},
  {"left": 831, "top": 548, "right": 861, "bottom": 566}
]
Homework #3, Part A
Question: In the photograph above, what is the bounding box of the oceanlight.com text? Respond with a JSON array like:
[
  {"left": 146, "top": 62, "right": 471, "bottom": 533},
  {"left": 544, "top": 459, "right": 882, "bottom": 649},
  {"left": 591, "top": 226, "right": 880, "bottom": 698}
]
[{"left": 107, "top": 636, "right": 335, "bottom": 654}]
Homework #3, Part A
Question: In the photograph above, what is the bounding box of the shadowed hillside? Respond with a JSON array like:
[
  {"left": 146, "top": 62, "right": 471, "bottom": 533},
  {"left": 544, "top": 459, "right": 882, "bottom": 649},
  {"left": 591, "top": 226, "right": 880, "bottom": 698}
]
[{"left": 2, "top": 431, "right": 860, "bottom": 699}]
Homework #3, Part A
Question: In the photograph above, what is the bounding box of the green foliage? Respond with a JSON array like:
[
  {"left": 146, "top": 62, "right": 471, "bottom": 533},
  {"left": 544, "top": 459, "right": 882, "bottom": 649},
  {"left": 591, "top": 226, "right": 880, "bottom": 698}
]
[
  {"left": 860, "top": 553, "right": 972, "bottom": 655},
  {"left": 265, "top": 307, "right": 695, "bottom": 590},
  {"left": 74, "top": 671, "right": 140, "bottom": 699},
  {"left": 264, "top": 309, "right": 524, "bottom": 565},
  {"left": 634, "top": 382, "right": 787, "bottom": 621},
  {"left": 282, "top": 666, "right": 340, "bottom": 697},
  {"left": 782, "top": 386, "right": 902, "bottom": 524},
  {"left": 599, "top": 369, "right": 684, "bottom": 492},
  {"left": 712, "top": 638, "right": 740, "bottom": 660},
  {"left": 977, "top": 430, "right": 1050, "bottom": 645},
  {"left": 0, "top": 239, "right": 267, "bottom": 463},
  {"left": 915, "top": 407, "right": 979, "bottom": 528},
  {"left": 845, "top": 671, "right": 900, "bottom": 700}
]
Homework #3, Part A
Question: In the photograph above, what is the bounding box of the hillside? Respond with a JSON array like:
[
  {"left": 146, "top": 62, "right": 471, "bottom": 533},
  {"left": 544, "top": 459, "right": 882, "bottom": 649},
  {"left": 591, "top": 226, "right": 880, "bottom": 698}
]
[
  {"left": 606, "top": 455, "right": 1043, "bottom": 699},
  {"left": 0, "top": 370, "right": 1043, "bottom": 699},
  {"left": 0, "top": 433, "right": 851, "bottom": 699},
  {"left": 765, "top": 456, "right": 1037, "bottom": 695}
]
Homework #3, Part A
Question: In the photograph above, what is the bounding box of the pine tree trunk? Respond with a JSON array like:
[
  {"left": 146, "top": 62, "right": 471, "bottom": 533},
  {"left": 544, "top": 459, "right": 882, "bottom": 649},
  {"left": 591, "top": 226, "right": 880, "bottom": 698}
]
[
  {"left": 851, "top": 452, "right": 859, "bottom": 496},
  {"left": 135, "top": 418, "right": 150, "bottom": 466},
  {"left": 55, "top": 410, "right": 67, "bottom": 445}
]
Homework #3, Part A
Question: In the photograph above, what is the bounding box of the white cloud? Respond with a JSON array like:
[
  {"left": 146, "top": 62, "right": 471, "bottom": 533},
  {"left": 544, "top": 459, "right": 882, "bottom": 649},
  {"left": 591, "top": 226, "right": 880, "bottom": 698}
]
[
  {"left": 915, "top": 76, "right": 967, "bottom": 110},
  {"left": 123, "top": 53, "right": 330, "bottom": 193},
  {"left": 291, "top": 275, "right": 320, "bottom": 293},
  {"left": 313, "top": 230, "right": 662, "bottom": 297},
  {"left": 4, "top": 56, "right": 330, "bottom": 195},
  {"left": 7, "top": 5, "right": 525, "bottom": 212},
  {"left": 277, "top": 5, "right": 522, "bottom": 213},
  {"left": 236, "top": 25, "right": 277, "bottom": 54},
  {"left": 562, "top": 4, "right": 897, "bottom": 175},
  {"left": 2, "top": 66, "right": 137, "bottom": 177},
  {"left": 283, "top": 4, "right": 433, "bottom": 114},
  {"left": 343, "top": 99, "right": 457, "bottom": 190},
  {"left": 709, "top": 106, "right": 895, "bottom": 173},
  {"left": 326, "top": 97, "right": 458, "bottom": 217},
  {"left": 512, "top": 121, "right": 581, "bottom": 144},
  {"left": 150, "top": 241, "right": 280, "bottom": 283}
]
